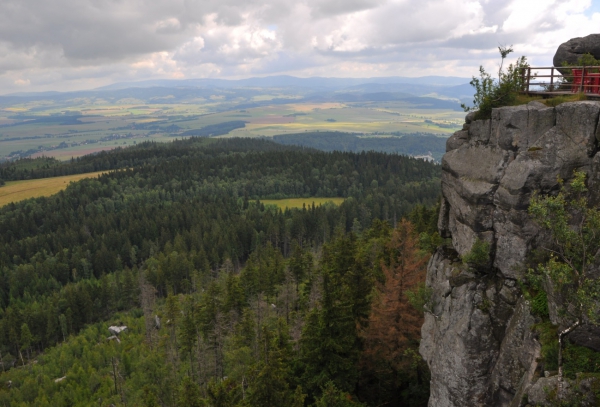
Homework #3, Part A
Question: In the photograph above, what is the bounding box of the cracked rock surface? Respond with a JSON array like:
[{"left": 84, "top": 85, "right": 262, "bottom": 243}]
[{"left": 420, "top": 101, "right": 600, "bottom": 406}]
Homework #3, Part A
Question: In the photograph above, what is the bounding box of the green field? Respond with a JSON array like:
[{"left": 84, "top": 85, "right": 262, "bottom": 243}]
[
  {"left": 0, "top": 96, "right": 462, "bottom": 161},
  {"left": 261, "top": 197, "right": 345, "bottom": 209},
  {"left": 0, "top": 81, "right": 464, "bottom": 161},
  {"left": 220, "top": 102, "right": 463, "bottom": 138},
  {"left": 0, "top": 171, "right": 108, "bottom": 207},
  {"left": 0, "top": 178, "right": 346, "bottom": 210}
]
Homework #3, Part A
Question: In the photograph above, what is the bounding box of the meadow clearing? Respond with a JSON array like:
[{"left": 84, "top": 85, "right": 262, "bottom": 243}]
[
  {"left": 0, "top": 171, "right": 346, "bottom": 209},
  {"left": 261, "top": 197, "right": 345, "bottom": 209},
  {"left": 0, "top": 171, "right": 107, "bottom": 207}
]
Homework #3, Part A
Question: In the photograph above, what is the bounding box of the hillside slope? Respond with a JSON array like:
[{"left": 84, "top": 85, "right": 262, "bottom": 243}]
[{"left": 0, "top": 138, "right": 440, "bottom": 406}]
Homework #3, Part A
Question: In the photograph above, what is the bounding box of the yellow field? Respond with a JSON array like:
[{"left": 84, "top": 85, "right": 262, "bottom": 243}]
[
  {"left": 286, "top": 103, "right": 346, "bottom": 111},
  {"left": 261, "top": 197, "right": 345, "bottom": 209},
  {"left": 0, "top": 171, "right": 108, "bottom": 207}
]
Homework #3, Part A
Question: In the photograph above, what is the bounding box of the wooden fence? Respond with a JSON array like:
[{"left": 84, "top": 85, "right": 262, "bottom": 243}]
[{"left": 519, "top": 66, "right": 600, "bottom": 97}]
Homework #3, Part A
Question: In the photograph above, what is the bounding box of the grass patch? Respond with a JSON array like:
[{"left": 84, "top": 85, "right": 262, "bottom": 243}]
[
  {"left": 261, "top": 197, "right": 345, "bottom": 209},
  {"left": 0, "top": 171, "right": 108, "bottom": 207},
  {"left": 513, "top": 94, "right": 545, "bottom": 105},
  {"left": 534, "top": 321, "right": 559, "bottom": 371},
  {"left": 511, "top": 93, "right": 588, "bottom": 109},
  {"left": 531, "top": 321, "right": 600, "bottom": 379},
  {"left": 564, "top": 341, "right": 600, "bottom": 380},
  {"left": 542, "top": 92, "right": 588, "bottom": 107}
]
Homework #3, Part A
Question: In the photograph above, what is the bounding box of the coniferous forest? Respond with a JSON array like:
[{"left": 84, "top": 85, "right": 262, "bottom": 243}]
[{"left": 0, "top": 137, "right": 441, "bottom": 406}]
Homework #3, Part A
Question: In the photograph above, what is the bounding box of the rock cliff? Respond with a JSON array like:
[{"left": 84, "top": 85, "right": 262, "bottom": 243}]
[{"left": 420, "top": 101, "right": 600, "bottom": 406}]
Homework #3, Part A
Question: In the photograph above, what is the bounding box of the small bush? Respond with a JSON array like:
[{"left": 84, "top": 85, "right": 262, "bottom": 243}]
[
  {"left": 534, "top": 322, "right": 559, "bottom": 371},
  {"left": 406, "top": 282, "right": 433, "bottom": 314},
  {"left": 560, "top": 53, "right": 600, "bottom": 80},
  {"left": 478, "top": 296, "right": 492, "bottom": 313},
  {"left": 462, "top": 46, "right": 530, "bottom": 120},
  {"left": 418, "top": 231, "right": 445, "bottom": 253},
  {"left": 530, "top": 290, "right": 549, "bottom": 318},
  {"left": 534, "top": 321, "right": 600, "bottom": 380},
  {"left": 563, "top": 341, "right": 600, "bottom": 380},
  {"left": 462, "top": 238, "right": 490, "bottom": 269},
  {"left": 519, "top": 266, "right": 549, "bottom": 317}
]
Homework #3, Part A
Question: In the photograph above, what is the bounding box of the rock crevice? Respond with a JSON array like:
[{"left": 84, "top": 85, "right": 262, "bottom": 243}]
[{"left": 421, "top": 101, "right": 600, "bottom": 406}]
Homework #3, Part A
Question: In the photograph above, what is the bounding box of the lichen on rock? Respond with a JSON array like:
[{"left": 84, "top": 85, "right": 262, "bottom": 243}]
[{"left": 420, "top": 101, "right": 600, "bottom": 406}]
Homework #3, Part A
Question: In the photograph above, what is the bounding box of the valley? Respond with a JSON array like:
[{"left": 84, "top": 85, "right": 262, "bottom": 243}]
[{"left": 0, "top": 77, "right": 467, "bottom": 161}]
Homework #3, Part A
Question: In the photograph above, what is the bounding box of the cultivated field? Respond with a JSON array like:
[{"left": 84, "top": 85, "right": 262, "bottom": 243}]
[
  {"left": 223, "top": 102, "right": 463, "bottom": 138},
  {"left": 0, "top": 96, "right": 462, "bottom": 160},
  {"left": 261, "top": 197, "right": 345, "bottom": 209},
  {"left": 0, "top": 171, "right": 108, "bottom": 207}
]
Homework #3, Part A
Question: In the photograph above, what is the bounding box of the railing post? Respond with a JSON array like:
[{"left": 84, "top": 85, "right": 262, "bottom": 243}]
[{"left": 514, "top": 65, "right": 600, "bottom": 96}]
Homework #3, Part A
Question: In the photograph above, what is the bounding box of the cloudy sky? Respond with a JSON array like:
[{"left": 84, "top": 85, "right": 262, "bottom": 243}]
[{"left": 1, "top": 0, "right": 599, "bottom": 93}]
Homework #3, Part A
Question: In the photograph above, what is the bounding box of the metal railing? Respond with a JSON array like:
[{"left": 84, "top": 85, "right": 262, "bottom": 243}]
[{"left": 519, "top": 66, "right": 600, "bottom": 96}]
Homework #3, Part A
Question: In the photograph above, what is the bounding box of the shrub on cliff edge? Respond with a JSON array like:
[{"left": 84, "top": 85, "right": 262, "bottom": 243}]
[{"left": 462, "top": 46, "right": 530, "bottom": 120}]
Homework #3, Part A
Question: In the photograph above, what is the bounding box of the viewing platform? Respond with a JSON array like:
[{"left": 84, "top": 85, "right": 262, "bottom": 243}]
[{"left": 520, "top": 66, "right": 600, "bottom": 98}]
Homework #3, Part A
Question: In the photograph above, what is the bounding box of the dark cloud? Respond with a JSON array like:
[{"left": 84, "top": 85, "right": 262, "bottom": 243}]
[
  {"left": 0, "top": 0, "right": 595, "bottom": 93},
  {"left": 0, "top": 1, "right": 186, "bottom": 61}
]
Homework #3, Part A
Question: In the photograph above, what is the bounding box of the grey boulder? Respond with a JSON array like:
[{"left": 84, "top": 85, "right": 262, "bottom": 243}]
[
  {"left": 553, "top": 34, "right": 600, "bottom": 71},
  {"left": 108, "top": 326, "right": 128, "bottom": 336}
]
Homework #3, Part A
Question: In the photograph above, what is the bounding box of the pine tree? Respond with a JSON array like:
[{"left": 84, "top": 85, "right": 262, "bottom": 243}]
[
  {"left": 300, "top": 271, "right": 359, "bottom": 398},
  {"left": 223, "top": 272, "right": 245, "bottom": 316},
  {"left": 177, "top": 376, "right": 206, "bottom": 407},
  {"left": 359, "top": 219, "right": 429, "bottom": 405},
  {"left": 315, "top": 381, "right": 364, "bottom": 407},
  {"left": 165, "top": 292, "right": 181, "bottom": 363},
  {"left": 288, "top": 241, "right": 313, "bottom": 302},
  {"left": 20, "top": 323, "right": 33, "bottom": 362},
  {"left": 179, "top": 297, "right": 198, "bottom": 378},
  {"left": 245, "top": 323, "right": 303, "bottom": 407},
  {"left": 363, "top": 219, "right": 427, "bottom": 362},
  {"left": 59, "top": 314, "right": 68, "bottom": 342}
]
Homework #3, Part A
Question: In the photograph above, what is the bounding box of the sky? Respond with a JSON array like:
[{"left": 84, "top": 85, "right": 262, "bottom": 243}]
[{"left": 1, "top": 0, "right": 600, "bottom": 94}]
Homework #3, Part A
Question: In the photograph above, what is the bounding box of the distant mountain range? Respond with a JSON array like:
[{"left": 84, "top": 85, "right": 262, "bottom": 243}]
[{"left": 94, "top": 75, "right": 471, "bottom": 90}]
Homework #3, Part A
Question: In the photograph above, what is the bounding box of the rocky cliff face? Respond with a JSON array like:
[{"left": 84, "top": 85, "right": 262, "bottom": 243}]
[{"left": 420, "top": 101, "right": 600, "bottom": 406}]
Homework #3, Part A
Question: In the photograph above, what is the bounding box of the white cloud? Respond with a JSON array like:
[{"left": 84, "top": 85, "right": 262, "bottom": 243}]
[
  {"left": 0, "top": 0, "right": 598, "bottom": 93},
  {"left": 14, "top": 78, "right": 30, "bottom": 86}
]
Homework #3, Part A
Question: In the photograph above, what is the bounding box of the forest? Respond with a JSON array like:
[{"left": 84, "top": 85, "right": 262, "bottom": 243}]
[
  {"left": 272, "top": 132, "right": 447, "bottom": 160},
  {"left": 180, "top": 121, "right": 248, "bottom": 137},
  {"left": 0, "top": 138, "right": 441, "bottom": 406}
]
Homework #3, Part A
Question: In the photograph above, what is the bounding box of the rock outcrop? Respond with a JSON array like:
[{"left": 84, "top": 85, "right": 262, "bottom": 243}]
[
  {"left": 420, "top": 101, "right": 600, "bottom": 406},
  {"left": 108, "top": 325, "right": 128, "bottom": 336},
  {"left": 553, "top": 34, "right": 600, "bottom": 68}
]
